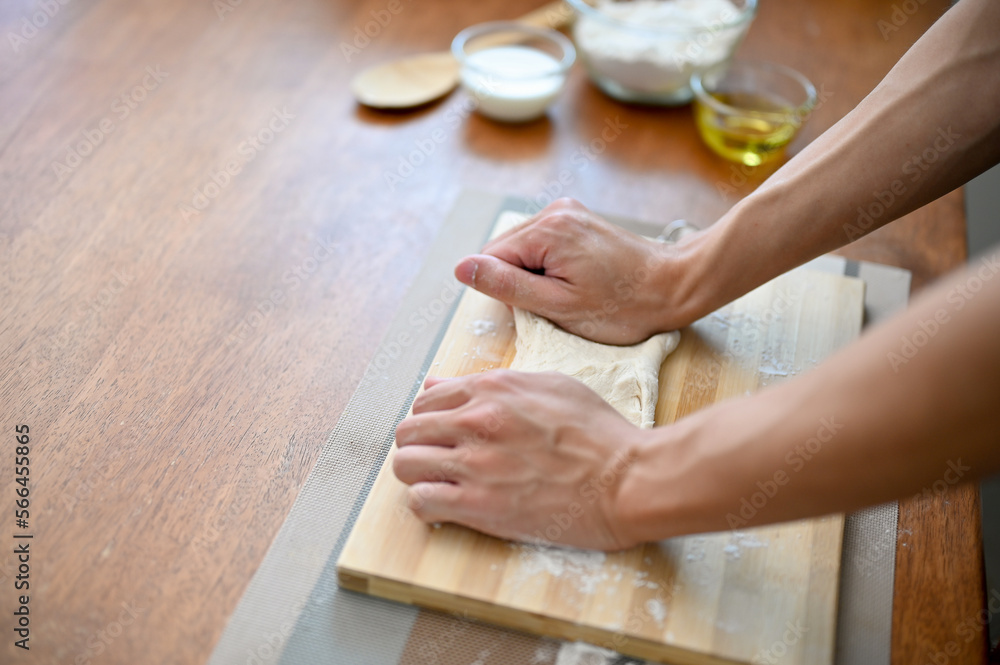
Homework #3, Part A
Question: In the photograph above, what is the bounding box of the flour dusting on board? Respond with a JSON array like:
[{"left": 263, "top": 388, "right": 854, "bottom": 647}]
[
  {"left": 723, "top": 531, "right": 769, "bottom": 560},
  {"left": 468, "top": 318, "right": 497, "bottom": 336},
  {"left": 645, "top": 598, "right": 667, "bottom": 623},
  {"left": 513, "top": 543, "right": 608, "bottom": 595}
]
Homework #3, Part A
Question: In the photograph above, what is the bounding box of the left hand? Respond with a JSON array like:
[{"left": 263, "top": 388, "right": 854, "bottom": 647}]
[{"left": 392, "top": 371, "right": 647, "bottom": 551}]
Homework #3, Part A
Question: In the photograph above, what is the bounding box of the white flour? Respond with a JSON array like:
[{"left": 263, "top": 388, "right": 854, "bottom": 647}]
[
  {"left": 554, "top": 641, "right": 618, "bottom": 665},
  {"left": 645, "top": 597, "right": 667, "bottom": 623},
  {"left": 574, "top": 0, "right": 745, "bottom": 96},
  {"left": 514, "top": 543, "right": 608, "bottom": 595},
  {"left": 468, "top": 318, "right": 497, "bottom": 336}
]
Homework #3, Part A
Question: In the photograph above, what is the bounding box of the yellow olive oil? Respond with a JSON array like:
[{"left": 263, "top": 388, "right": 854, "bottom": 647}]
[{"left": 694, "top": 92, "right": 799, "bottom": 166}]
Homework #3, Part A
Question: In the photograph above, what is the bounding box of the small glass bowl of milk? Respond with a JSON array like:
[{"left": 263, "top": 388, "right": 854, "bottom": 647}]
[{"left": 452, "top": 22, "right": 576, "bottom": 123}]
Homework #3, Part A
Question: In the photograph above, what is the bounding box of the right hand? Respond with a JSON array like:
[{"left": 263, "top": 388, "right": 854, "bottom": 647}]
[
  {"left": 393, "top": 371, "right": 649, "bottom": 551},
  {"left": 455, "top": 198, "right": 694, "bottom": 345}
]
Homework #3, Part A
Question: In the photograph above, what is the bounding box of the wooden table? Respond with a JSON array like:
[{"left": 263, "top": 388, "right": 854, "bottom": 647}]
[{"left": 0, "top": 0, "right": 985, "bottom": 663}]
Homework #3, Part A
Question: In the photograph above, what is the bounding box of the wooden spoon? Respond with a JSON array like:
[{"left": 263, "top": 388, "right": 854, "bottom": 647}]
[{"left": 351, "top": 1, "right": 572, "bottom": 109}]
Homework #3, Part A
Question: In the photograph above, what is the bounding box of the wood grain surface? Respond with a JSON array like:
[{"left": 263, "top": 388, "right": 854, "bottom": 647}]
[
  {"left": 339, "top": 209, "right": 866, "bottom": 665},
  {"left": 0, "top": 0, "right": 983, "bottom": 663}
]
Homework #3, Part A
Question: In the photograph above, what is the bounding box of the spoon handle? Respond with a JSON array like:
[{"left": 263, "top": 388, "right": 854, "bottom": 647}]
[
  {"left": 467, "top": 2, "right": 573, "bottom": 53},
  {"left": 516, "top": 1, "right": 573, "bottom": 30}
]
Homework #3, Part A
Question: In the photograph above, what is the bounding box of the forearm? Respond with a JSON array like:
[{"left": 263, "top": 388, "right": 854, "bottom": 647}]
[
  {"left": 619, "top": 249, "right": 1000, "bottom": 542},
  {"left": 667, "top": 0, "right": 1000, "bottom": 327}
]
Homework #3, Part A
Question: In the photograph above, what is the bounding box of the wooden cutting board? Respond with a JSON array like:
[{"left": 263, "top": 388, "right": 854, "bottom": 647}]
[{"left": 338, "top": 212, "right": 865, "bottom": 665}]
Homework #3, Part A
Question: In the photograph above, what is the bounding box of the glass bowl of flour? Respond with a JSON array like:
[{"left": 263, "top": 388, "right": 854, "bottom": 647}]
[{"left": 567, "top": 0, "right": 757, "bottom": 105}]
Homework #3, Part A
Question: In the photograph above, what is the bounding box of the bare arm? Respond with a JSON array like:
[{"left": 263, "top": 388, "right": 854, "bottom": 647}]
[
  {"left": 392, "top": 0, "right": 1000, "bottom": 549},
  {"left": 678, "top": 0, "right": 1000, "bottom": 324},
  {"left": 457, "top": 0, "right": 1000, "bottom": 341},
  {"left": 615, "top": 249, "right": 1000, "bottom": 543},
  {"left": 395, "top": 247, "right": 1000, "bottom": 550}
]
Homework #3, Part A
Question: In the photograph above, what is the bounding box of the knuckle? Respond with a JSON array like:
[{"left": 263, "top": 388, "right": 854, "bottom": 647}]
[
  {"left": 391, "top": 451, "right": 408, "bottom": 479},
  {"left": 540, "top": 210, "right": 576, "bottom": 234},
  {"left": 407, "top": 487, "right": 429, "bottom": 513},
  {"left": 394, "top": 420, "right": 414, "bottom": 445},
  {"left": 453, "top": 408, "right": 484, "bottom": 432},
  {"left": 464, "top": 449, "right": 499, "bottom": 475},
  {"left": 496, "top": 270, "right": 519, "bottom": 299},
  {"left": 475, "top": 369, "right": 514, "bottom": 392},
  {"left": 551, "top": 197, "right": 581, "bottom": 210}
]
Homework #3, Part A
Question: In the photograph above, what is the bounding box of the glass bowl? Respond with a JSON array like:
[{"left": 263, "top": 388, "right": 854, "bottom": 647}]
[
  {"left": 566, "top": 0, "right": 757, "bottom": 105},
  {"left": 452, "top": 21, "right": 576, "bottom": 123},
  {"left": 691, "top": 60, "right": 816, "bottom": 166}
]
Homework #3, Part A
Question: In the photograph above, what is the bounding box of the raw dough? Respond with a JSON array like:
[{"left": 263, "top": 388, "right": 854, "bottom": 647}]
[{"left": 510, "top": 308, "right": 680, "bottom": 428}]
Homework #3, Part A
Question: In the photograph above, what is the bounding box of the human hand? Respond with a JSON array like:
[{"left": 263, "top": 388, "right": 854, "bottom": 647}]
[
  {"left": 392, "top": 371, "right": 647, "bottom": 551},
  {"left": 454, "top": 198, "right": 694, "bottom": 345}
]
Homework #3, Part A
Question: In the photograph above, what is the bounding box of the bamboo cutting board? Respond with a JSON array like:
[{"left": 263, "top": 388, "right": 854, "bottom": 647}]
[{"left": 338, "top": 212, "right": 865, "bottom": 664}]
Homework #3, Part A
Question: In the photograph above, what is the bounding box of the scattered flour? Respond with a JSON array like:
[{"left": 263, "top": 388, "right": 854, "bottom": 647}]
[
  {"left": 554, "top": 641, "right": 617, "bottom": 665},
  {"left": 513, "top": 544, "right": 608, "bottom": 595},
  {"left": 533, "top": 641, "right": 560, "bottom": 664},
  {"left": 574, "top": 0, "right": 746, "bottom": 96},
  {"left": 684, "top": 537, "right": 707, "bottom": 563},
  {"left": 469, "top": 318, "right": 497, "bottom": 336},
  {"left": 723, "top": 531, "right": 769, "bottom": 560},
  {"left": 645, "top": 598, "right": 667, "bottom": 623}
]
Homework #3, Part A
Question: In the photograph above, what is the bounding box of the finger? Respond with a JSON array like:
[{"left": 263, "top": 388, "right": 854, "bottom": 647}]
[
  {"left": 412, "top": 376, "right": 474, "bottom": 414},
  {"left": 454, "top": 254, "right": 561, "bottom": 311},
  {"left": 395, "top": 411, "right": 470, "bottom": 448},
  {"left": 481, "top": 214, "right": 537, "bottom": 249},
  {"left": 480, "top": 198, "right": 585, "bottom": 252},
  {"left": 482, "top": 228, "right": 549, "bottom": 269},
  {"left": 406, "top": 482, "right": 466, "bottom": 525},
  {"left": 392, "top": 445, "right": 463, "bottom": 485},
  {"left": 423, "top": 375, "right": 451, "bottom": 389}
]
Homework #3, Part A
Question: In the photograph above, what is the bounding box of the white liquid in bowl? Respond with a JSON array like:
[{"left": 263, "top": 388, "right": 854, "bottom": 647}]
[{"left": 460, "top": 46, "right": 566, "bottom": 123}]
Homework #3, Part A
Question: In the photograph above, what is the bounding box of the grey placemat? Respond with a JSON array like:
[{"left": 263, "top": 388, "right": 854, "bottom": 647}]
[{"left": 208, "top": 192, "right": 909, "bottom": 665}]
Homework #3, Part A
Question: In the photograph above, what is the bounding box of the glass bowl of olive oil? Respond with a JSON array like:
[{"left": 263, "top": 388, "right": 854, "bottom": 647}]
[{"left": 691, "top": 60, "right": 816, "bottom": 166}]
